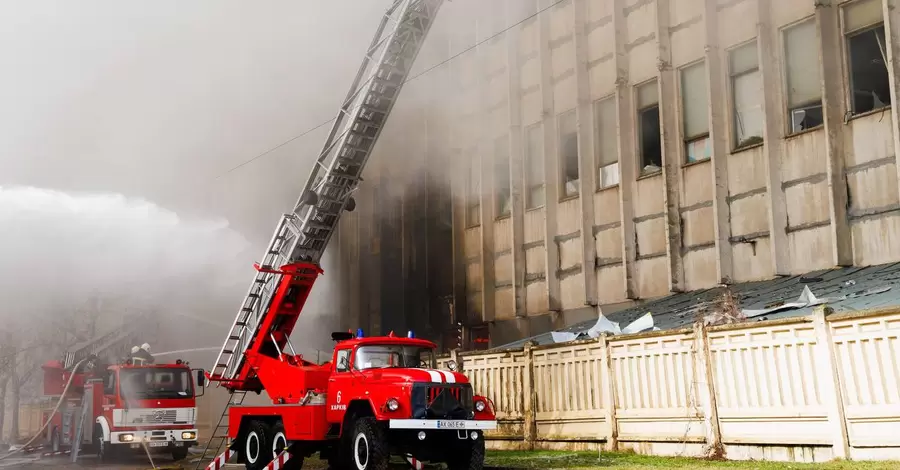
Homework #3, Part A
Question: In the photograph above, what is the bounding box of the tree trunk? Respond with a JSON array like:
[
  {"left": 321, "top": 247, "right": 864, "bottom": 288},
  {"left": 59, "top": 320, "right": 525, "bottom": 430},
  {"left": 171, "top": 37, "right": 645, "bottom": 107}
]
[
  {"left": 0, "top": 376, "right": 8, "bottom": 443},
  {"left": 10, "top": 377, "right": 19, "bottom": 443}
]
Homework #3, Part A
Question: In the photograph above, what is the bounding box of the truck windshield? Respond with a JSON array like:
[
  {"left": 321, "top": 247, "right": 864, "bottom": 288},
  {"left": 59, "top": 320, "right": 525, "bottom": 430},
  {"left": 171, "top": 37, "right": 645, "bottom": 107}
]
[
  {"left": 354, "top": 345, "right": 435, "bottom": 370},
  {"left": 118, "top": 368, "right": 194, "bottom": 400}
]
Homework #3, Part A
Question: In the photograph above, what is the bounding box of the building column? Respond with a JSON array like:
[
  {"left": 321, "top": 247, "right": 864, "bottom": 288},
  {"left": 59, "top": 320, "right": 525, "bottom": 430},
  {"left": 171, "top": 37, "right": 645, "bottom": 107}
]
[
  {"left": 613, "top": 0, "right": 638, "bottom": 299},
  {"left": 757, "top": 0, "right": 791, "bottom": 276},
  {"left": 656, "top": 0, "right": 686, "bottom": 293},
  {"left": 882, "top": 0, "right": 900, "bottom": 207},
  {"left": 703, "top": 0, "right": 734, "bottom": 284},
  {"left": 817, "top": 0, "right": 853, "bottom": 267},
  {"left": 507, "top": 8, "right": 528, "bottom": 319},
  {"left": 573, "top": 0, "right": 599, "bottom": 307},
  {"left": 477, "top": 22, "right": 497, "bottom": 325},
  {"left": 539, "top": 0, "right": 563, "bottom": 313},
  {"left": 448, "top": 32, "right": 469, "bottom": 335}
]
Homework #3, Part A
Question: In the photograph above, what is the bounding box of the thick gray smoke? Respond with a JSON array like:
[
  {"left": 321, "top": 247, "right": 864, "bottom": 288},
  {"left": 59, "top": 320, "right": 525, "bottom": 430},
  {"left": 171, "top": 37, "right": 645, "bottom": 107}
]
[{"left": 0, "top": 186, "right": 341, "bottom": 370}]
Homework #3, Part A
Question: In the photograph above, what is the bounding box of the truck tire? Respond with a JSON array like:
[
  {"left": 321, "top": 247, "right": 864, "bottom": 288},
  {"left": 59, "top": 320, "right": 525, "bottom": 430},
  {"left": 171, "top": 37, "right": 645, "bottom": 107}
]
[
  {"left": 270, "top": 422, "right": 304, "bottom": 470},
  {"left": 243, "top": 420, "right": 272, "bottom": 470},
  {"left": 94, "top": 425, "right": 114, "bottom": 463},
  {"left": 171, "top": 446, "right": 189, "bottom": 461},
  {"left": 447, "top": 436, "right": 485, "bottom": 470},
  {"left": 348, "top": 417, "right": 389, "bottom": 470}
]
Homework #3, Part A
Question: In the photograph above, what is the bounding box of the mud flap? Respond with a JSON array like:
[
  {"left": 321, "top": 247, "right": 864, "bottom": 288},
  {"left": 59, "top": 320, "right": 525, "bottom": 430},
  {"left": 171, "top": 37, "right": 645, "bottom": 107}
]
[{"left": 406, "top": 454, "right": 424, "bottom": 469}]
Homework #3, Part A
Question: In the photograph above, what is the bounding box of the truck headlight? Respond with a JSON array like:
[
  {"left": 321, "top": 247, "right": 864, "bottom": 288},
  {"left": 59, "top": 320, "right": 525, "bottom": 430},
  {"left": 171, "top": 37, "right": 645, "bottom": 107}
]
[
  {"left": 181, "top": 431, "right": 196, "bottom": 440},
  {"left": 119, "top": 434, "right": 134, "bottom": 443},
  {"left": 475, "top": 400, "right": 486, "bottom": 412},
  {"left": 386, "top": 398, "right": 400, "bottom": 412}
]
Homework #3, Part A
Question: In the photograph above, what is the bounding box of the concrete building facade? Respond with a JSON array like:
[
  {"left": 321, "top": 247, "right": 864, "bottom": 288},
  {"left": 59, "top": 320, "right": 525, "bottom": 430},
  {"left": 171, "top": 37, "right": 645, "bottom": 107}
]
[{"left": 334, "top": 0, "right": 900, "bottom": 349}]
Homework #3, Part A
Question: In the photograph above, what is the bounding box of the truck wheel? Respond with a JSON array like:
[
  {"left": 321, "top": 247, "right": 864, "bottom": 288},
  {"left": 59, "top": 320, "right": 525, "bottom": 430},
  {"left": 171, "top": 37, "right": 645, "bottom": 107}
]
[
  {"left": 94, "top": 425, "right": 114, "bottom": 463},
  {"left": 243, "top": 420, "right": 272, "bottom": 470},
  {"left": 171, "top": 446, "right": 189, "bottom": 461},
  {"left": 270, "top": 422, "right": 304, "bottom": 469},
  {"left": 349, "top": 417, "right": 389, "bottom": 470},
  {"left": 447, "top": 436, "right": 485, "bottom": 470}
]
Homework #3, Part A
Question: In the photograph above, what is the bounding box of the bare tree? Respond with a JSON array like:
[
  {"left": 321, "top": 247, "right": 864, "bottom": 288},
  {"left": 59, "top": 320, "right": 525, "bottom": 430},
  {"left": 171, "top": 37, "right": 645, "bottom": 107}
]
[{"left": 0, "top": 330, "right": 15, "bottom": 444}]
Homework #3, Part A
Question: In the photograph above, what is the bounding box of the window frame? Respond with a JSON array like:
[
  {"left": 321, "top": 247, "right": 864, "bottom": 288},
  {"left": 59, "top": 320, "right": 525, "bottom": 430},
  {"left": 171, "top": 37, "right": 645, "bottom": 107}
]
[
  {"left": 781, "top": 17, "right": 824, "bottom": 135},
  {"left": 594, "top": 95, "right": 620, "bottom": 189},
  {"left": 524, "top": 122, "right": 545, "bottom": 210},
  {"left": 335, "top": 349, "right": 352, "bottom": 373},
  {"left": 727, "top": 38, "right": 765, "bottom": 151},
  {"left": 494, "top": 135, "right": 512, "bottom": 219},
  {"left": 840, "top": 0, "right": 890, "bottom": 117},
  {"left": 557, "top": 109, "right": 580, "bottom": 199},
  {"left": 464, "top": 152, "right": 481, "bottom": 228},
  {"left": 635, "top": 78, "right": 662, "bottom": 176},
  {"left": 679, "top": 60, "right": 711, "bottom": 164}
]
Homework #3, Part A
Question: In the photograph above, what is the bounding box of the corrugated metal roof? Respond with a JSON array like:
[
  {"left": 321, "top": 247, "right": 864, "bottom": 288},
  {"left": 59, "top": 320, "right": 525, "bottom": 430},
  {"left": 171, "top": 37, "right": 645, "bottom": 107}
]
[{"left": 495, "top": 262, "right": 900, "bottom": 350}]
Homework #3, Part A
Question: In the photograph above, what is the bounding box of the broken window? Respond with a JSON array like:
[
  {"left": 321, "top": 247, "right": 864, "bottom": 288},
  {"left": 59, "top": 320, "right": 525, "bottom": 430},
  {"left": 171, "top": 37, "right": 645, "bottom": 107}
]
[
  {"left": 730, "top": 40, "right": 764, "bottom": 149},
  {"left": 465, "top": 155, "right": 481, "bottom": 227},
  {"left": 558, "top": 110, "right": 579, "bottom": 197},
  {"left": 637, "top": 80, "right": 662, "bottom": 174},
  {"left": 525, "top": 124, "right": 545, "bottom": 209},
  {"left": 843, "top": 0, "right": 891, "bottom": 115},
  {"left": 681, "top": 61, "right": 711, "bottom": 163},
  {"left": 495, "top": 136, "right": 511, "bottom": 218},
  {"left": 594, "top": 96, "right": 619, "bottom": 188},
  {"left": 784, "top": 19, "right": 823, "bottom": 133}
]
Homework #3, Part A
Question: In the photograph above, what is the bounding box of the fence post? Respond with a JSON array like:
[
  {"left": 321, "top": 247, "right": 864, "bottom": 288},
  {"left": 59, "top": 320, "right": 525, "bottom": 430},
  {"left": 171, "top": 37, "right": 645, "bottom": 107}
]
[
  {"left": 522, "top": 342, "right": 536, "bottom": 449},
  {"left": 693, "top": 321, "right": 723, "bottom": 458},
  {"left": 810, "top": 306, "right": 850, "bottom": 459},
  {"left": 598, "top": 333, "right": 618, "bottom": 451}
]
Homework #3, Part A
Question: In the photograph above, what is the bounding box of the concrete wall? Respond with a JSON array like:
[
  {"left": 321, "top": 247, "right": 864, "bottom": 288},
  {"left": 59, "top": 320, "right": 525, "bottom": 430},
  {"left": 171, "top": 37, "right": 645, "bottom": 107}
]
[{"left": 338, "top": 0, "right": 900, "bottom": 348}]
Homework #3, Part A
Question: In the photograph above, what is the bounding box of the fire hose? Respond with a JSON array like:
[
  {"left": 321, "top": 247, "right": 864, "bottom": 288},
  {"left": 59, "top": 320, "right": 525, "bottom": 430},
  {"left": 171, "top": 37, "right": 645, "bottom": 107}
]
[{"left": 0, "top": 357, "right": 90, "bottom": 461}]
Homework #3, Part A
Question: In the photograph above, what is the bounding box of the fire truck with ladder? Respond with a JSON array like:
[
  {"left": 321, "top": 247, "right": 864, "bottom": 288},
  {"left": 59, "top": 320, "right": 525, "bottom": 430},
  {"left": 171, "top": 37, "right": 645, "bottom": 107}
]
[
  {"left": 41, "top": 319, "right": 206, "bottom": 463},
  {"left": 199, "top": 1, "right": 497, "bottom": 469}
]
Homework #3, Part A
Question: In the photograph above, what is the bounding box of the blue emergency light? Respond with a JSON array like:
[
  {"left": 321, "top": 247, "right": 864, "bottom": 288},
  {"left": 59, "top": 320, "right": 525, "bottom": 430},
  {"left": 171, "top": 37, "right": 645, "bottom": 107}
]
[
  {"left": 407, "top": 330, "right": 415, "bottom": 338},
  {"left": 356, "top": 328, "right": 364, "bottom": 338}
]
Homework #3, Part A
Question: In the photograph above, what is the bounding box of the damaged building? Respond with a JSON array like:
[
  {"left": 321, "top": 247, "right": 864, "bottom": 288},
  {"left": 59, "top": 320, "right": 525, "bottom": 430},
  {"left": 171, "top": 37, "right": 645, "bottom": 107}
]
[{"left": 333, "top": 0, "right": 900, "bottom": 350}]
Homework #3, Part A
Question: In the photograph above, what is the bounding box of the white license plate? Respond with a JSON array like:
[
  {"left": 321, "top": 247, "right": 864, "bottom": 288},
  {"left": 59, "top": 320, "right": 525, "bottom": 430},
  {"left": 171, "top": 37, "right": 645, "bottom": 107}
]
[
  {"left": 149, "top": 441, "right": 168, "bottom": 448},
  {"left": 435, "top": 420, "right": 467, "bottom": 430}
]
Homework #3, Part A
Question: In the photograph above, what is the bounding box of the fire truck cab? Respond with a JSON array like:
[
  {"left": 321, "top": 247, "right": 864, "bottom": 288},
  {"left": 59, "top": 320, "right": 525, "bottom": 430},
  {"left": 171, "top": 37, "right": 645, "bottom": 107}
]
[
  {"left": 42, "top": 354, "right": 205, "bottom": 462},
  {"left": 93, "top": 362, "right": 204, "bottom": 461}
]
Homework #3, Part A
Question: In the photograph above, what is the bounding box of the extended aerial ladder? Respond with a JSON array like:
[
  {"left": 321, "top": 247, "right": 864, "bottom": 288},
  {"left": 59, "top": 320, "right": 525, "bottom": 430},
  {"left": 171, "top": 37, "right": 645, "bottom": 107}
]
[
  {"left": 209, "top": 0, "right": 443, "bottom": 389},
  {"left": 199, "top": 0, "right": 444, "bottom": 465}
]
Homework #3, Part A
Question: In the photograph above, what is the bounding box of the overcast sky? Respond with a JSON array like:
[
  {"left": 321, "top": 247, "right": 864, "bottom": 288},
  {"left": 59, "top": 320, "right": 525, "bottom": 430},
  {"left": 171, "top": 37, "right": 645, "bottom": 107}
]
[{"left": 0, "top": 0, "right": 392, "bottom": 243}]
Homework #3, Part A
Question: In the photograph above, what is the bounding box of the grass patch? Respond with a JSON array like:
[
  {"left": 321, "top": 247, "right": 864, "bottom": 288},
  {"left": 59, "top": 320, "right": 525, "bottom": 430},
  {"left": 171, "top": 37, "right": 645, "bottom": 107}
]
[
  {"left": 484, "top": 450, "right": 900, "bottom": 469},
  {"left": 267, "top": 450, "right": 899, "bottom": 469}
]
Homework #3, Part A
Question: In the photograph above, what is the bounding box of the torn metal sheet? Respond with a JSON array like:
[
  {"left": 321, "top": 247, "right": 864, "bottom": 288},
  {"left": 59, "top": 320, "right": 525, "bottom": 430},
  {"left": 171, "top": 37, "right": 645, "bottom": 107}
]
[
  {"left": 550, "top": 311, "right": 658, "bottom": 343},
  {"left": 741, "top": 284, "right": 892, "bottom": 318}
]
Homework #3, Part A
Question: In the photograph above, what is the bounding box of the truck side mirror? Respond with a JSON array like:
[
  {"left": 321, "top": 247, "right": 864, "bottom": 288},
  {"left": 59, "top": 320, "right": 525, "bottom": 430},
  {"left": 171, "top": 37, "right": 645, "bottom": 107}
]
[{"left": 195, "top": 369, "right": 206, "bottom": 388}]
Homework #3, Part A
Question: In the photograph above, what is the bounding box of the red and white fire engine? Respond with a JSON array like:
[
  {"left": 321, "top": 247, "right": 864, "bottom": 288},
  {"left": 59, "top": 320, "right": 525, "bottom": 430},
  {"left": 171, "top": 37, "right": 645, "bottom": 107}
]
[
  {"left": 199, "top": 1, "right": 498, "bottom": 469},
  {"left": 42, "top": 343, "right": 206, "bottom": 462}
]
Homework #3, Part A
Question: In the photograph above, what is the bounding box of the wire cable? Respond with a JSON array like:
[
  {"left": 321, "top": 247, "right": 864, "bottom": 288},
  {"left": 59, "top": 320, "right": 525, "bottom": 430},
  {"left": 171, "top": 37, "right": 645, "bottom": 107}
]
[{"left": 215, "top": 0, "right": 565, "bottom": 179}]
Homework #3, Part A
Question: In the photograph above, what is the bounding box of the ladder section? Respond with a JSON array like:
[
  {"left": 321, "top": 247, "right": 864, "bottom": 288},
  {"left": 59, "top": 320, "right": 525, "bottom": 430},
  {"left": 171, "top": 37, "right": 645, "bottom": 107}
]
[
  {"left": 209, "top": 215, "right": 306, "bottom": 382},
  {"left": 288, "top": 0, "right": 444, "bottom": 265},
  {"left": 192, "top": 391, "right": 247, "bottom": 470}
]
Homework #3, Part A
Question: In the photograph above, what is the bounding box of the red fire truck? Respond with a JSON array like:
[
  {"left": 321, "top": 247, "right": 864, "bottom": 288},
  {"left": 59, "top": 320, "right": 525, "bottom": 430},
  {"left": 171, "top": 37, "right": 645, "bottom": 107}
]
[
  {"left": 199, "top": 1, "right": 497, "bottom": 469},
  {"left": 42, "top": 348, "right": 206, "bottom": 462}
]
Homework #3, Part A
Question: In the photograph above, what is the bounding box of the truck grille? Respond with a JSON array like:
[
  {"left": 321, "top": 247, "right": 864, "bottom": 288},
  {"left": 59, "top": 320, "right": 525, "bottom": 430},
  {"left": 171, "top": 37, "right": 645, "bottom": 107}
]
[
  {"left": 113, "top": 407, "right": 197, "bottom": 427},
  {"left": 411, "top": 383, "right": 473, "bottom": 420},
  {"left": 428, "top": 386, "right": 461, "bottom": 403}
]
